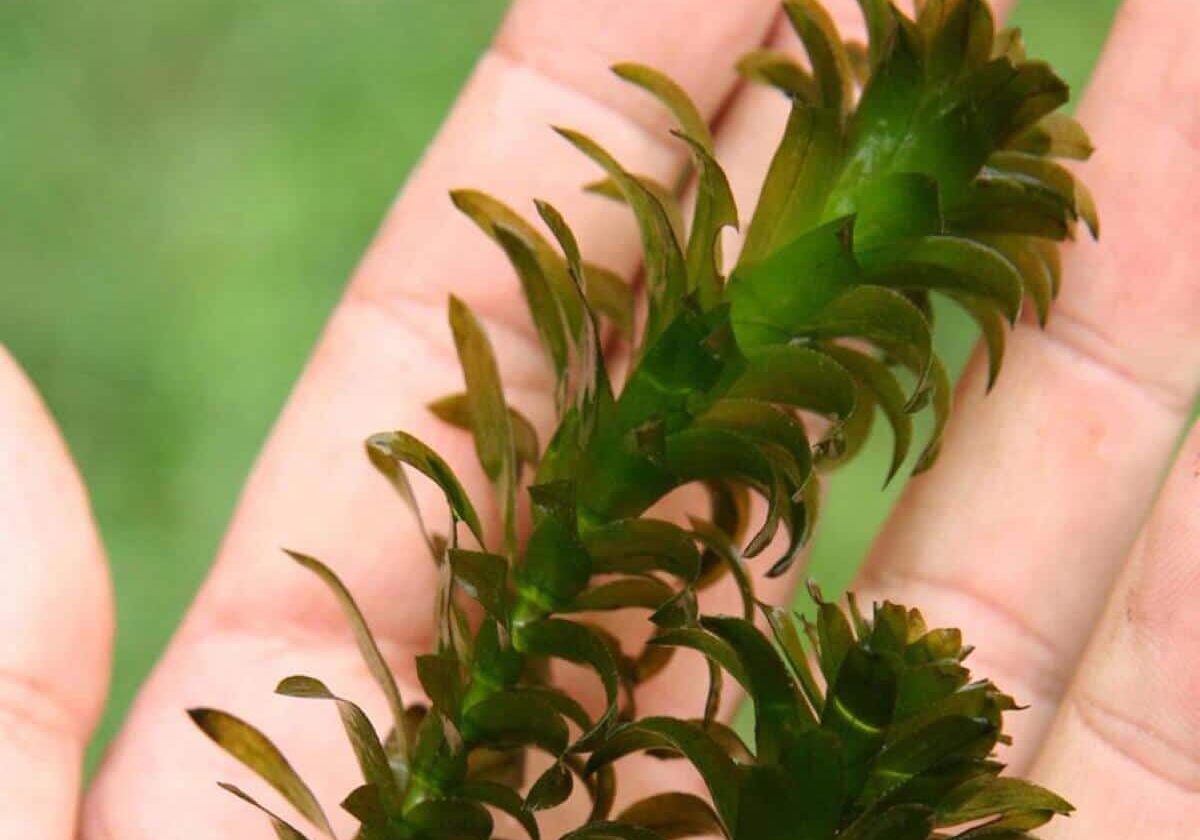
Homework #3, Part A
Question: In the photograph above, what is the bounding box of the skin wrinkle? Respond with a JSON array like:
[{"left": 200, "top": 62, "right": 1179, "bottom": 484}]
[
  {"left": 1042, "top": 300, "right": 1198, "bottom": 417},
  {"left": 0, "top": 667, "right": 87, "bottom": 749},
  {"left": 488, "top": 39, "right": 700, "bottom": 154},
  {"left": 1069, "top": 689, "right": 1200, "bottom": 796},
  {"left": 340, "top": 284, "right": 557, "bottom": 401}
]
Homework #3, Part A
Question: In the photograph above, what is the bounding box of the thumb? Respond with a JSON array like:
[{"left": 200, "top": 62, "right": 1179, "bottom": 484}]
[{"left": 0, "top": 346, "right": 113, "bottom": 838}]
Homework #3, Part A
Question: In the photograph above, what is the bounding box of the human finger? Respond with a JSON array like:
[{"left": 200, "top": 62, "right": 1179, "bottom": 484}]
[{"left": 0, "top": 347, "right": 113, "bottom": 839}]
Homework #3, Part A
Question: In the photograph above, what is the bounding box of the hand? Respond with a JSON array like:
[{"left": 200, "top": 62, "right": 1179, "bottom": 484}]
[{"left": 2, "top": 1, "right": 1197, "bottom": 837}]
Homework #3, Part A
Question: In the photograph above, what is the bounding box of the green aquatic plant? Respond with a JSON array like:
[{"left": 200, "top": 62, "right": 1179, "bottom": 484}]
[{"left": 191, "top": 1, "right": 1096, "bottom": 837}]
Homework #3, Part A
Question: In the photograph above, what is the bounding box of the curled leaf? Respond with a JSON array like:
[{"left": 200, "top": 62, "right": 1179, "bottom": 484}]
[
  {"left": 217, "top": 782, "right": 314, "bottom": 840},
  {"left": 366, "top": 430, "right": 484, "bottom": 547},
  {"left": 275, "top": 676, "right": 402, "bottom": 813},
  {"left": 189, "top": 709, "right": 333, "bottom": 837}
]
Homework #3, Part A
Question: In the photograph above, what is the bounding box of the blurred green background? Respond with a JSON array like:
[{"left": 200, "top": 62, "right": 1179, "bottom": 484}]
[{"left": 1, "top": 0, "right": 1125, "bottom": 764}]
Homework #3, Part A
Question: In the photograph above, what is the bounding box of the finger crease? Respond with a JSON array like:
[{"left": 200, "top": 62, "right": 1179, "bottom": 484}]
[
  {"left": 1070, "top": 689, "right": 1200, "bottom": 794},
  {"left": 1040, "top": 307, "right": 1195, "bottom": 417},
  {"left": 0, "top": 666, "right": 87, "bottom": 747},
  {"left": 342, "top": 282, "right": 556, "bottom": 399},
  {"left": 488, "top": 39, "right": 690, "bottom": 154}
]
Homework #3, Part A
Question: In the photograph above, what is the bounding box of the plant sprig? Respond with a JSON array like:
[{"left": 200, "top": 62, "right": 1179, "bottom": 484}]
[{"left": 192, "top": 2, "right": 1096, "bottom": 838}]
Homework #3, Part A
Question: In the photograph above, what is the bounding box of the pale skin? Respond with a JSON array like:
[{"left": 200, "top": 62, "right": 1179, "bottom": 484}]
[{"left": 2, "top": 0, "right": 1197, "bottom": 836}]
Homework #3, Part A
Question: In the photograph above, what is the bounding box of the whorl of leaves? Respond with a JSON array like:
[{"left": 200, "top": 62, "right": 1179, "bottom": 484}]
[{"left": 192, "top": 2, "right": 1093, "bottom": 838}]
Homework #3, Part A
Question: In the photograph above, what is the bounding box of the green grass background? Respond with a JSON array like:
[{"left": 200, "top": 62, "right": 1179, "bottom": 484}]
[{"left": 1, "top": 0, "right": 1125, "bottom": 763}]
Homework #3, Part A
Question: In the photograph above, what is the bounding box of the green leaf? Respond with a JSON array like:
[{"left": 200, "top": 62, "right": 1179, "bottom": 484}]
[
  {"left": 1006, "top": 112, "right": 1094, "bottom": 160},
  {"left": 189, "top": 709, "right": 333, "bottom": 837},
  {"left": 830, "top": 17, "right": 923, "bottom": 210},
  {"left": 946, "top": 291, "right": 1008, "bottom": 391},
  {"left": 852, "top": 173, "right": 944, "bottom": 255},
  {"left": 661, "top": 427, "right": 790, "bottom": 557},
  {"left": 735, "top": 49, "right": 818, "bottom": 100},
  {"left": 865, "top": 235, "right": 1024, "bottom": 324},
  {"left": 844, "top": 39, "right": 872, "bottom": 87},
  {"left": 562, "top": 823, "right": 662, "bottom": 840},
  {"left": 533, "top": 199, "right": 611, "bottom": 444},
  {"left": 583, "top": 519, "right": 701, "bottom": 581},
  {"left": 648, "top": 627, "right": 749, "bottom": 690},
  {"left": 675, "top": 131, "right": 739, "bottom": 309},
  {"left": 937, "top": 776, "right": 1073, "bottom": 826},
  {"left": 457, "top": 781, "right": 541, "bottom": 840},
  {"left": 612, "top": 62, "right": 714, "bottom": 152},
  {"left": 893, "top": 662, "right": 970, "bottom": 721},
  {"left": 989, "top": 151, "right": 1099, "bottom": 237},
  {"left": 736, "top": 219, "right": 863, "bottom": 346},
  {"left": 811, "top": 587, "right": 856, "bottom": 687},
  {"left": 449, "top": 188, "right": 583, "bottom": 337},
  {"left": 366, "top": 430, "right": 484, "bottom": 547},
  {"left": 415, "top": 654, "right": 466, "bottom": 724},
  {"left": 784, "top": 0, "right": 855, "bottom": 114},
  {"left": 912, "top": 354, "right": 952, "bottom": 474},
  {"left": 760, "top": 604, "right": 823, "bottom": 717},
  {"left": 839, "top": 804, "right": 935, "bottom": 840},
  {"left": 514, "top": 619, "right": 619, "bottom": 745},
  {"left": 695, "top": 398, "right": 813, "bottom": 492},
  {"left": 429, "top": 393, "right": 541, "bottom": 468},
  {"left": 978, "top": 236, "right": 1053, "bottom": 326},
  {"left": 461, "top": 690, "right": 570, "bottom": 755},
  {"left": 218, "top": 782, "right": 314, "bottom": 840},
  {"left": 703, "top": 616, "right": 814, "bottom": 757},
  {"left": 449, "top": 295, "right": 517, "bottom": 554},
  {"left": 527, "top": 761, "right": 574, "bottom": 811},
  {"left": 275, "top": 676, "right": 403, "bottom": 814},
  {"left": 821, "top": 345, "right": 913, "bottom": 482},
  {"left": 798, "top": 286, "right": 934, "bottom": 398},
  {"left": 1034, "top": 238, "right": 1062, "bottom": 298},
  {"left": 778, "top": 728, "right": 846, "bottom": 840},
  {"left": 515, "top": 482, "right": 592, "bottom": 617},
  {"left": 822, "top": 646, "right": 898, "bottom": 795},
  {"left": 923, "top": 0, "right": 995, "bottom": 82},
  {"left": 585, "top": 174, "right": 686, "bottom": 246},
  {"left": 449, "top": 548, "right": 509, "bottom": 625},
  {"left": 855, "top": 0, "right": 897, "bottom": 66},
  {"left": 885, "top": 682, "right": 1007, "bottom": 746},
  {"left": 523, "top": 685, "right": 595, "bottom": 735},
  {"left": 728, "top": 344, "right": 858, "bottom": 421},
  {"left": 406, "top": 798, "right": 494, "bottom": 840},
  {"left": 873, "top": 757, "right": 999, "bottom": 814},
  {"left": 490, "top": 225, "right": 570, "bottom": 401},
  {"left": 586, "top": 718, "right": 740, "bottom": 832},
  {"left": 734, "top": 765, "right": 802, "bottom": 840},
  {"left": 616, "top": 792, "right": 724, "bottom": 840},
  {"left": 564, "top": 577, "right": 675, "bottom": 613},
  {"left": 284, "top": 552, "right": 409, "bottom": 773},
  {"left": 739, "top": 103, "right": 843, "bottom": 264},
  {"left": 946, "top": 171, "right": 1073, "bottom": 240},
  {"left": 582, "top": 262, "right": 635, "bottom": 338},
  {"left": 688, "top": 516, "right": 755, "bottom": 620},
  {"left": 570, "top": 755, "right": 618, "bottom": 822},
  {"left": 860, "top": 715, "right": 996, "bottom": 807},
  {"left": 340, "top": 783, "right": 392, "bottom": 838},
  {"left": 411, "top": 709, "right": 467, "bottom": 790},
  {"left": 556, "top": 127, "right": 686, "bottom": 350}
]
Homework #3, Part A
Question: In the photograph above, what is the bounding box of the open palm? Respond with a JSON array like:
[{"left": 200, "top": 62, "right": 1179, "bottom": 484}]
[{"left": 3, "top": 1, "right": 1197, "bottom": 837}]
